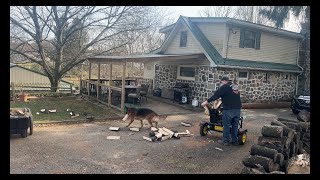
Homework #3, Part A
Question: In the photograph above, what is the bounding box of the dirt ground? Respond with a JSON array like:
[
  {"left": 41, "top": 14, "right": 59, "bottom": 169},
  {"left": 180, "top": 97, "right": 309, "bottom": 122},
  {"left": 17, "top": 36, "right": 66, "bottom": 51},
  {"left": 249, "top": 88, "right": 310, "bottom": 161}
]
[{"left": 10, "top": 108, "right": 297, "bottom": 174}]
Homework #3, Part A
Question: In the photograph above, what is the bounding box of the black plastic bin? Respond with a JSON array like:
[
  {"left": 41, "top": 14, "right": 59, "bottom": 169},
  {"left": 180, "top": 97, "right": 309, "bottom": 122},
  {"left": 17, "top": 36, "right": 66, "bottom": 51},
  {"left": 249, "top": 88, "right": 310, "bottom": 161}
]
[{"left": 10, "top": 108, "right": 33, "bottom": 138}]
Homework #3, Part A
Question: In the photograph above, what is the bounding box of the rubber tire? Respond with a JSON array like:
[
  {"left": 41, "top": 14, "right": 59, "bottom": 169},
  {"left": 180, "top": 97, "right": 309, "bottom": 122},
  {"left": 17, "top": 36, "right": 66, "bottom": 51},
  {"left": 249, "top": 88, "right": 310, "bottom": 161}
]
[
  {"left": 238, "top": 132, "right": 247, "bottom": 145},
  {"left": 200, "top": 124, "right": 209, "bottom": 136},
  {"left": 21, "top": 129, "right": 27, "bottom": 138}
]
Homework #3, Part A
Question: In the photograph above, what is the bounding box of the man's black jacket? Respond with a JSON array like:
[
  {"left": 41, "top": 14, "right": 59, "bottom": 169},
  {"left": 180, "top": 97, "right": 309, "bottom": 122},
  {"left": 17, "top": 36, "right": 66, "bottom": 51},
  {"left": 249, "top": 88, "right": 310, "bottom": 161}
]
[{"left": 207, "top": 82, "right": 242, "bottom": 110}]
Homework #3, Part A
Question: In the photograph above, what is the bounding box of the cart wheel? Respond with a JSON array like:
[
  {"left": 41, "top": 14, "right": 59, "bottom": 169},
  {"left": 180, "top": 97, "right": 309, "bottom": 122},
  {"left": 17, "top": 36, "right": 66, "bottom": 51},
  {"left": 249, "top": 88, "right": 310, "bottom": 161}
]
[
  {"left": 29, "top": 117, "right": 33, "bottom": 135},
  {"left": 200, "top": 124, "right": 209, "bottom": 136},
  {"left": 238, "top": 132, "right": 247, "bottom": 145},
  {"left": 21, "top": 129, "right": 27, "bottom": 138}
]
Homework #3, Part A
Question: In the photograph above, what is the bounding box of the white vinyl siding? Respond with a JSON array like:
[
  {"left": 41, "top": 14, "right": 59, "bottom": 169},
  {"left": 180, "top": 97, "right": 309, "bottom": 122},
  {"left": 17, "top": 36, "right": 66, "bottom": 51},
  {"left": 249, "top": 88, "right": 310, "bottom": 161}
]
[
  {"left": 10, "top": 66, "right": 71, "bottom": 86},
  {"left": 165, "top": 25, "right": 202, "bottom": 54},
  {"left": 225, "top": 27, "right": 298, "bottom": 64},
  {"left": 196, "top": 23, "right": 226, "bottom": 56}
]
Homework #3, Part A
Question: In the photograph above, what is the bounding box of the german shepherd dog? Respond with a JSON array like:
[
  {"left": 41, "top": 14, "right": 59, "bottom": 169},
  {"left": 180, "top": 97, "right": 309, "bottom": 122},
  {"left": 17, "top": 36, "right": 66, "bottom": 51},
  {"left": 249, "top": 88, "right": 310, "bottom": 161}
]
[{"left": 122, "top": 107, "right": 167, "bottom": 128}]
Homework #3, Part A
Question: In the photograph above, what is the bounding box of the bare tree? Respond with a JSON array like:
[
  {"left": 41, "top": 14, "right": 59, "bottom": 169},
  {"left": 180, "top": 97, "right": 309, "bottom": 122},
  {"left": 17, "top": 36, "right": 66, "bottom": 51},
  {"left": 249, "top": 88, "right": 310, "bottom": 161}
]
[
  {"left": 199, "top": 6, "right": 234, "bottom": 17},
  {"left": 10, "top": 6, "right": 155, "bottom": 92}
]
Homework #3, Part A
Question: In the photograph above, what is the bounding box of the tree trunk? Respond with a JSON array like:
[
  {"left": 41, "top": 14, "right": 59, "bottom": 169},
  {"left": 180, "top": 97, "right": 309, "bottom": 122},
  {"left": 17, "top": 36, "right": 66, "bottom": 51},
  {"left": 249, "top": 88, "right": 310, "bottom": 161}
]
[
  {"left": 49, "top": 77, "right": 61, "bottom": 92},
  {"left": 242, "top": 155, "right": 274, "bottom": 172},
  {"left": 261, "top": 125, "right": 283, "bottom": 139},
  {"left": 257, "top": 136, "right": 284, "bottom": 153},
  {"left": 250, "top": 144, "right": 278, "bottom": 162}
]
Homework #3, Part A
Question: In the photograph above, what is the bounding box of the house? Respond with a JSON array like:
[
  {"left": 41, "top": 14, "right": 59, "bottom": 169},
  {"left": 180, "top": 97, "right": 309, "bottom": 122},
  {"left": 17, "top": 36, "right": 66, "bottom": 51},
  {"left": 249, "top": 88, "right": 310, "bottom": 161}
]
[
  {"left": 142, "top": 16, "right": 304, "bottom": 103},
  {"left": 10, "top": 63, "right": 73, "bottom": 91}
]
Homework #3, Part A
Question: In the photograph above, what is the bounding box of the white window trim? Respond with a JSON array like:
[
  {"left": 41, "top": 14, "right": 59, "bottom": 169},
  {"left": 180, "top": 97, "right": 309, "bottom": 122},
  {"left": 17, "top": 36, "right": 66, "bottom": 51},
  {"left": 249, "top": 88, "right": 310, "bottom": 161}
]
[
  {"left": 238, "top": 71, "right": 249, "bottom": 80},
  {"left": 177, "top": 65, "right": 195, "bottom": 81}
]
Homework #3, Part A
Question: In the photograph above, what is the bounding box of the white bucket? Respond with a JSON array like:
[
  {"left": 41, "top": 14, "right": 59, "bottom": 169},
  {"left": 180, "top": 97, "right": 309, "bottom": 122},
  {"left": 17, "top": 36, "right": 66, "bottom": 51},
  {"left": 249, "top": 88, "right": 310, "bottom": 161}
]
[{"left": 192, "top": 98, "right": 198, "bottom": 107}]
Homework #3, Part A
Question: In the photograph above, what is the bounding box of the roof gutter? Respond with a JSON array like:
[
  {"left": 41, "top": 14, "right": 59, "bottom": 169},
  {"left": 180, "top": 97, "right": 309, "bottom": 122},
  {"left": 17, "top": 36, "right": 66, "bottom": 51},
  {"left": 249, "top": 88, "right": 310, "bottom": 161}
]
[{"left": 217, "top": 64, "right": 302, "bottom": 73}]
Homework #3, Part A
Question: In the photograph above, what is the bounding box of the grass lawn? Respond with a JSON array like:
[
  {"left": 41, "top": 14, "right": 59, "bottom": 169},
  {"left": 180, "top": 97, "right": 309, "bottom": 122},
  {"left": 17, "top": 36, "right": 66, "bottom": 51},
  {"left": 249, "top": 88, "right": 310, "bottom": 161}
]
[{"left": 10, "top": 97, "right": 121, "bottom": 122}]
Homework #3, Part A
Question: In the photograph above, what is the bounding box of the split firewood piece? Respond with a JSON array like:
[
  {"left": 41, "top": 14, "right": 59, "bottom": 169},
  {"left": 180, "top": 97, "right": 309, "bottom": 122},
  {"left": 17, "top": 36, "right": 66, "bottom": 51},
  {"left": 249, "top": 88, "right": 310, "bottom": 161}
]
[
  {"left": 48, "top": 109, "right": 57, "bottom": 113},
  {"left": 109, "top": 127, "right": 120, "bottom": 131},
  {"left": 158, "top": 128, "right": 170, "bottom": 136},
  {"left": 162, "top": 127, "right": 175, "bottom": 138},
  {"left": 161, "top": 135, "right": 170, "bottom": 141},
  {"left": 155, "top": 132, "right": 163, "bottom": 139},
  {"left": 261, "top": 125, "right": 283, "bottom": 139},
  {"left": 130, "top": 128, "right": 140, "bottom": 132},
  {"left": 181, "top": 122, "right": 191, "bottom": 127},
  {"left": 150, "top": 127, "right": 158, "bottom": 131},
  {"left": 71, "top": 114, "right": 80, "bottom": 118},
  {"left": 143, "top": 136, "right": 154, "bottom": 142},
  {"left": 107, "top": 136, "right": 120, "bottom": 140}
]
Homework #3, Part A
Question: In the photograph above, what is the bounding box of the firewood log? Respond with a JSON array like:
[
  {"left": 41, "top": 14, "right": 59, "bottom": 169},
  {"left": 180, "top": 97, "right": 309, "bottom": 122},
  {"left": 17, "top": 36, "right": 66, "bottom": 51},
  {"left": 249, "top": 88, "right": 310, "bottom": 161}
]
[
  {"left": 270, "top": 120, "right": 295, "bottom": 137},
  {"left": 242, "top": 155, "right": 274, "bottom": 173},
  {"left": 257, "top": 136, "right": 284, "bottom": 153},
  {"left": 241, "top": 167, "right": 266, "bottom": 174},
  {"left": 297, "top": 110, "right": 310, "bottom": 122},
  {"left": 282, "top": 148, "right": 290, "bottom": 160},
  {"left": 275, "top": 153, "right": 284, "bottom": 167},
  {"left": 289, "top": 141, "right": 296, "bottom": 158},
  {"left": 250, "top": 144, "right": 278, "bottom": 162},
  {"left": 261, "top": 125, "right": 283, "bottom": 139}
]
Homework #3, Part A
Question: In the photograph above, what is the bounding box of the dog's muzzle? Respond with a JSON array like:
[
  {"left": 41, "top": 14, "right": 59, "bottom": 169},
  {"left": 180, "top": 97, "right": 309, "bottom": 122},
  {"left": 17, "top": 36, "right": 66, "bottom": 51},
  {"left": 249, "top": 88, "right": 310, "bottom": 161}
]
[{"left": 122, "top": 114, "right": 129, "bottom": 121}]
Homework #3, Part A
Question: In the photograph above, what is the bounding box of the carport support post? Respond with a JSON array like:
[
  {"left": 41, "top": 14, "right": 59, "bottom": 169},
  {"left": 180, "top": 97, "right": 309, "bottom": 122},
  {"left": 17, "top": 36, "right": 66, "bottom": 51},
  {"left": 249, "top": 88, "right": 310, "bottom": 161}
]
[
  {"left": 88, "top": 62, "right": 91, "bottom": 96},
  {"left": 108, "top": 64, "right": 112, "bottom": 106},
  {"left": 11, "top": 82, "right": 15, "bottom": 101},
  {"left": 121, "top": 62, "right": 126, "bottom": 113},
  {"left": 97, "top": 62, "right": 100, "bottom": 101}
]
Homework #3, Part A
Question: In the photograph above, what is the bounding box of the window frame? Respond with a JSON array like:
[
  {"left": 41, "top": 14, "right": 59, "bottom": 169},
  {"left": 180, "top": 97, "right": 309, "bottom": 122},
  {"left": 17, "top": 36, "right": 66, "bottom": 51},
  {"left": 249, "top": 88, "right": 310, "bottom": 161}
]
[
  {"left": 243, "top": 30, "right": 256, "bottom": 48},
  {"left": 238, "top": 71, "right": 249, "bottom": 80},
  {"left": 180, "top": 31, "right": 188, "bottom": 47},
  {"left": 177, "top": 65, "right": 195, "bottom": 81}
]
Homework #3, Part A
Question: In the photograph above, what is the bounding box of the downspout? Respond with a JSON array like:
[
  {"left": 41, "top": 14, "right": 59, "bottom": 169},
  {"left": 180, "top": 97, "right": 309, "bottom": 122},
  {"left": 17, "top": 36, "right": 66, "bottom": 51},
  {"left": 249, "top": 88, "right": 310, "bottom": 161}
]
[{"left": 296, "top": 39, "right": 304, "bottom": 95}]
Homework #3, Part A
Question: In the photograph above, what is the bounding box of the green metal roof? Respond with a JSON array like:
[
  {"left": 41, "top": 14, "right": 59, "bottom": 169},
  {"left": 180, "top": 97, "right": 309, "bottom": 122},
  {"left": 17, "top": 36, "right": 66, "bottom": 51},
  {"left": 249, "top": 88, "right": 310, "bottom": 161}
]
[{"left": 222, "top": 58, "right": 302, "bottom": 72}]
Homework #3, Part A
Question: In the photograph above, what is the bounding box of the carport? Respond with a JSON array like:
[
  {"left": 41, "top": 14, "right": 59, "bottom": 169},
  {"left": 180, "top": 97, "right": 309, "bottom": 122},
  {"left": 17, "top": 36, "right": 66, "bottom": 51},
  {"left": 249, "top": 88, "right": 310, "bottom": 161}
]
[{"left": 82, "top": 54, "right": 203, "bottom": 113}]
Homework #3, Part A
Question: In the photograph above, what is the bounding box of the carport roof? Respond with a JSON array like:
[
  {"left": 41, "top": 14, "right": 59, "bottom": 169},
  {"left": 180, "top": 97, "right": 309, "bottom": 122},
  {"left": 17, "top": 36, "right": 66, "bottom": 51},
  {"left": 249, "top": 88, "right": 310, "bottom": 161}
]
[{"left": 87, "top": 53, "right": 205, "bottom": 63}]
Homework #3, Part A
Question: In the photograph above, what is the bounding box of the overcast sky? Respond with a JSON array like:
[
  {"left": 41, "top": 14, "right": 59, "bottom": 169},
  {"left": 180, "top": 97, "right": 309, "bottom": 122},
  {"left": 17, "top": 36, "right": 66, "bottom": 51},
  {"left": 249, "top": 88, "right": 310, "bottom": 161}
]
[{"left": 163, "top": 6, "right": 301, "bottom": 32}]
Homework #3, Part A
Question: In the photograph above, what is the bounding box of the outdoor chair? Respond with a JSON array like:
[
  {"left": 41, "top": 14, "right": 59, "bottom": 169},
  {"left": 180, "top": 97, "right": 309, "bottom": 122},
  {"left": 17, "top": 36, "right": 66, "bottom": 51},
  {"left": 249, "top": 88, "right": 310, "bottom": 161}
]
[
  {"left": 128, "top": 87, "right": 141, "bottom": 105},
  {"left": 140, "top": 84, "right": 149, "bottom": 102}
]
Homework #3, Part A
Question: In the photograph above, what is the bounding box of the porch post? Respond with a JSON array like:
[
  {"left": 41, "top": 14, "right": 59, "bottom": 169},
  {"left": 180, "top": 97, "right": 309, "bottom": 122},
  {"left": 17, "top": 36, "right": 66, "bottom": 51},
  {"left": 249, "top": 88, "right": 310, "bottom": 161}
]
[
  {"left": 88, "top": 61, "right": 91, "bottom": 96},
  {"left": 97, "top": 62, "right": 100, "bottom": 101},
  {"left": 108, "top": 63, "right": 112, "bottom": 106},
  {"left": 121, "top": 62, "right": 126, "bottom": 113}
]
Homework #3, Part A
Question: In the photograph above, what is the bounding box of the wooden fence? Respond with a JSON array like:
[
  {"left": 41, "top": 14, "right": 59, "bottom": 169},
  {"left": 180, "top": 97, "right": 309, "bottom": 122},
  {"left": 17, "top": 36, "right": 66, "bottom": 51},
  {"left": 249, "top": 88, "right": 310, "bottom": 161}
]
[{"left": 10, "top": 82, "right": 74, "bottom": 101}]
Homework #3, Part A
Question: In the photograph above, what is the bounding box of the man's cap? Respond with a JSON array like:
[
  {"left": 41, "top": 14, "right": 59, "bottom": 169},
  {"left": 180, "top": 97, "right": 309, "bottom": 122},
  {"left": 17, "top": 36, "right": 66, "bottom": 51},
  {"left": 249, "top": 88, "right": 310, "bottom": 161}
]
[{"left": 221, "top": 76, "right": 229, "bottom": 81}]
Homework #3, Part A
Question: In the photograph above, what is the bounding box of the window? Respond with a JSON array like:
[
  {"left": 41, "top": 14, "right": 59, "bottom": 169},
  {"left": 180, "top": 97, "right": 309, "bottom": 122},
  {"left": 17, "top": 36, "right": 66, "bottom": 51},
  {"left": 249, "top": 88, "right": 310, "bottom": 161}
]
[
  {"left": 238, "top": 71, "right": 248, "bottom": 79},
  {"left": 239, "top": 29, "right": 261, "bottom": 49},
  {"left": 177, "top": 66, "right": 195, "bottom": 81},
  {"left": 180, "top": 31, "right": 187, "bottom": 47}
]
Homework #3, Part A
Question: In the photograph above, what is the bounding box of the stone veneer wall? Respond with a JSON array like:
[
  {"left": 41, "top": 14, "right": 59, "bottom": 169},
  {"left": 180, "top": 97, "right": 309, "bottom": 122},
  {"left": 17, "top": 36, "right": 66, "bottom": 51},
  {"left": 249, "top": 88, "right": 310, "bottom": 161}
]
[{"left": 153, "top": 64, "right": 297, "bottom": 103}]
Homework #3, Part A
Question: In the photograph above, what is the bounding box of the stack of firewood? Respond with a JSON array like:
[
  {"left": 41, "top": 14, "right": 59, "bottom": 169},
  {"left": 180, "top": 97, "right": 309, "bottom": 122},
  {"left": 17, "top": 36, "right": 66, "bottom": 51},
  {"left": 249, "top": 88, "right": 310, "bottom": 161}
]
[{"left": 241, "top": 111, "right": 310, "bottom": 174}]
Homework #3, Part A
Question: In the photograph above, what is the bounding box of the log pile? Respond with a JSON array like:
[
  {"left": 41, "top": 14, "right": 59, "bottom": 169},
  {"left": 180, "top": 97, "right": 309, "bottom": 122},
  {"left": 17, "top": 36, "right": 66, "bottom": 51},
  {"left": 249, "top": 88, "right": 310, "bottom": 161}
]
[{"left": 241, "top": 112, "right": 310, "bottom": 174}]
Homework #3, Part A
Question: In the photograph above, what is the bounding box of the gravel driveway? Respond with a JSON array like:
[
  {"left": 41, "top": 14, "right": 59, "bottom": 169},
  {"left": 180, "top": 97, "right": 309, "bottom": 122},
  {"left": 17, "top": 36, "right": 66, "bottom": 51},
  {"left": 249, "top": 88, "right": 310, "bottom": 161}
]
[{"left": 10, "top": 108, "right": 296, "bottom": 174}]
